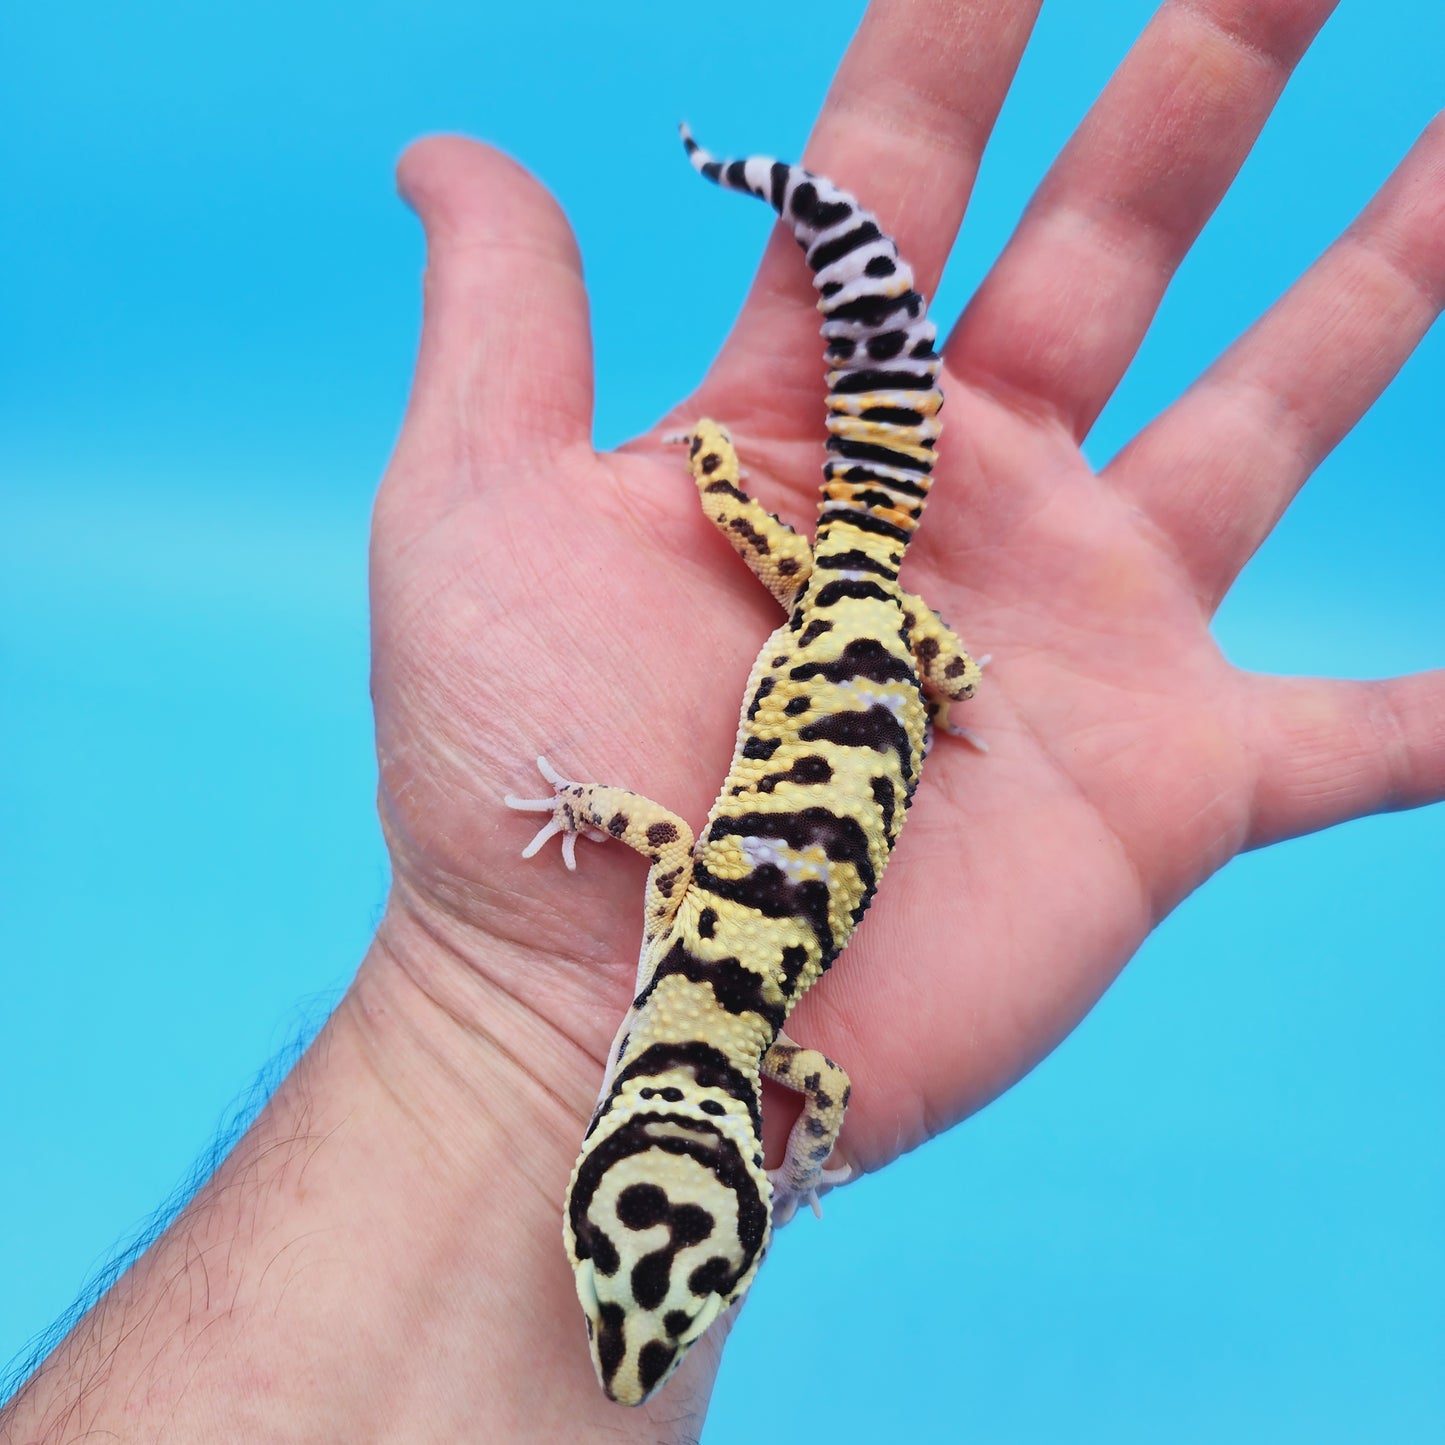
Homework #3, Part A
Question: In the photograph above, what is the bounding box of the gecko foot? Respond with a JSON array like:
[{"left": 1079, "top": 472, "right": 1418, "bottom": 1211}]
[
  {"left": 768, "top": 1161, "right": 853, "bottom": 1227},
  {"left": 503, "top": 756, "right": 607, "bottom": 871}
]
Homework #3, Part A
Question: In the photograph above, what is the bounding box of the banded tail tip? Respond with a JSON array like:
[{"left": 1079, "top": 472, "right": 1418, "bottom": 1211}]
[{"left": 679, "top": 122, "right": 722, "bottom": 183}]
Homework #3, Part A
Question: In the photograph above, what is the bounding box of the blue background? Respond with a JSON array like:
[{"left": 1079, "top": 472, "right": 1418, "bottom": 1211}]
[{"left": 3, "top": 2, "right": 1441, "bottom": 1437}]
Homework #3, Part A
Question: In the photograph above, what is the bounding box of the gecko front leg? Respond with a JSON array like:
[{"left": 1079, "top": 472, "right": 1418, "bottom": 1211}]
[
  {"left": 676, "top": 419, "right": 814, "bottom": 610},
  {"left": 505, "top": 756, "right": 696, "bottom": 949},
  {"left": 901, "top": 599, "right": 988, "bottom": 749}
]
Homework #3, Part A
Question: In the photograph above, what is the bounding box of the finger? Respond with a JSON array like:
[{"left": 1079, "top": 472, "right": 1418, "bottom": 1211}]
[
  {"left": 692, "top": 0, "right": 1041, "bottom": 440},
  {"left": 1246, "top": 670, "right": 1445, "bottom": 849},
  {"left": 951, "top": 0, "right": 1334, "bottom": 437},
  {"left": 1108, "top": 116, "right": 1445, "bottom": 610},
  {"left": 388, "top": 135, "right": 594, "bottom": 515}
]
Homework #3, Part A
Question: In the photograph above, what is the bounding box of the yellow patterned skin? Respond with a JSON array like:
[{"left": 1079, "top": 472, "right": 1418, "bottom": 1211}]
[{"left": 505, "top": 133, "right": 983, "bottom": 1405}]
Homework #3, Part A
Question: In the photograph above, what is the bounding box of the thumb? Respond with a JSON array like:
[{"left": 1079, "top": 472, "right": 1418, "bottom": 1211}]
[{"left": 387, "top": 135, "right": 594, "bottom": 519}]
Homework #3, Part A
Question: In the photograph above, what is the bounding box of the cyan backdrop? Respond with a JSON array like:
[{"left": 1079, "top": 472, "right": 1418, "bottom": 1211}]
[{"left": 3, "top": 2, "right": 1441, "bottom": 1438}]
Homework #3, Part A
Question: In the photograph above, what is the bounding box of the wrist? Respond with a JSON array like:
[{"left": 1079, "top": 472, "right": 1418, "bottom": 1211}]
[{"left": 3, "top": 910, "right": 726, "bottom": 1441}]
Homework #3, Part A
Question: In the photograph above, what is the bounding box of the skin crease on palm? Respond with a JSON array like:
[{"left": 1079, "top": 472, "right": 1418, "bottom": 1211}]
[{"left": 6, "top": 0, "right": 1442, "bottom": 1438}]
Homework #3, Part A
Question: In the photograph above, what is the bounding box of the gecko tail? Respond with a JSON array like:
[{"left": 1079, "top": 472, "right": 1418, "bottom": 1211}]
[{"left": 681, "top": 123, "right": 942, "bottom": 554}]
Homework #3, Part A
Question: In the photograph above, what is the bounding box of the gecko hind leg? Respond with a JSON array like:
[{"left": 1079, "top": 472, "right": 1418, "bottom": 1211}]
[
  {"left": 902, "top": 596, "right": 988, "bottom": 750},
  {"left": 672, "top": 419, "right": 814, "bottom": 610},
  {"left": 505, "top": 756, "right": 696, "bottom": 946},
  {"left": 762, "top": 1031, "right": 852, "bottom": 1226}
]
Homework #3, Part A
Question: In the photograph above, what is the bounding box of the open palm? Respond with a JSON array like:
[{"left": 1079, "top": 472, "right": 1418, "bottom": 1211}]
[{"left": 368, "top": 0, "right": 1443, "bottom": 1187}]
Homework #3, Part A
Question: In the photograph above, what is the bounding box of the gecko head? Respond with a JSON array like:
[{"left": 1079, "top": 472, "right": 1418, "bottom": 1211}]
[{"left": 564, "top": 1103, "right": 772, "bottom": 1404}]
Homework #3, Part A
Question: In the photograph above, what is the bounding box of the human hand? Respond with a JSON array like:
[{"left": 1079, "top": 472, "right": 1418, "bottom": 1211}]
[{"left": 372, "top": 0, "right": 1443, "bottom": 1202}]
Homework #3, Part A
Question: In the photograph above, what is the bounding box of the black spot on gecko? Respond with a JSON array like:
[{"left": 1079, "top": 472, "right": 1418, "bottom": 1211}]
[
  {"left": 700, "top": 451, "right": 722, "bottom": 474},
  {"left": 664, "top": 1309, "right": 692, "bottom": 1338},
  {"left": 790, "top": 638, "right": 915, "bottom": 687},
  {"left": 704, "top": 478, "right": 748, "bottom": 501},
  {"left": 688, "top": 1255, "right": 734, "bottom": 1296},
  {"left": 864, "top": 329, "right": 907, "bottom": 361},
  {"left": 728, "top": 517, "right": 771, "bottom": 554},
  {"left": 596, "top": 1302, "right": 626, "bottom": 1385},
  {"left": 824, "top": 289, "right": 922, "bottom": 327},
  {"left": 788, "top": 181, "right": 851, "bottom": 231},
  {"left": 800, "top": 704, "right": 915, "bottom": 780},
  {"left": 809, "top": 220, "right": 881, "bottom": 272},
  {"left": 692, "top": 860, "right": 835, "bottom": 961},
  {"left": 860, "top": 404, "right": 925, "bottom": 426},
  {"left": 743, "top": 735, "right": 781, "bottom": 761},
  {"left": 745, "top": 676, "right": 775, "bottom": 719},
  {"left": 827, "top": 440, "right": 932, "bottom": 490},
  {"left": 822, "top": 510, "right": 911, "bottom": 545},
  {"left": 842, "top": 488, "right": 907, "bottom": 513},
  {"left": 798, "top": 618, "right": 834, "bottom": 647},
  {"left": 647, "top": 821, "right": 679, "bottom": 847},
  {"left": 591, "top": 1231, "right": 619, "bottom": 1277},
  {"left": 697, "top": 908, "right": 717, "bottom": 938},
  {"left": 757, "top": 755, "right": 832, "bottom": 793},
  {"left": 813, "top": 578, "right": 896, "bottom": 609},
  {"left": 777, "top": 557, "right": 801, "bottom": 577},
  {"left": 632, "top": 1252, "right": 673, "bottom": 1310},
  {"left": 707, "top": 807, "right": 877, "bottom": 891},
  {"left": 636, "top": 940, "right": 786, "bottom": 1031},
  {"left": 813, "top": 549, "right": 898, "bottom": 580},
  {"left": 784, "top": 695, "right": 811, "bottom": 716},
  {"left": 670, "top": 1203, "right": 714, "bottom": 1248},
  {"left": 780, "top": 945, "right": 809, "bottom": 989},
  {"left": 769, "top": 160, "right": 789, "bottom": 210},
  {"left": 607, "top": 812, "right": 629, "bottom": 837},
  {"left": 637, "top": 1341, "right": 677, "bottom": 1395},
  {"left": 832, "top": 366, "right": 936, "bottom": 395},
  {"left": 617, "top": 1182, "right": 669, "bottom": 1230}
]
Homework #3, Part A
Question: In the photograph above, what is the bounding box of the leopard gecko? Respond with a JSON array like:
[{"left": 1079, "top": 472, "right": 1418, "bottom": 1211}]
[{"left": 505, "top": 127, "right": 984, "bottom": 1406}]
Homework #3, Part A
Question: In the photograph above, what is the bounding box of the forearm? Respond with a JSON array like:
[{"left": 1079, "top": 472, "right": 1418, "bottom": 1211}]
[{"left": 1, "top": 914, "right": 724, "bottom": 1442}]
